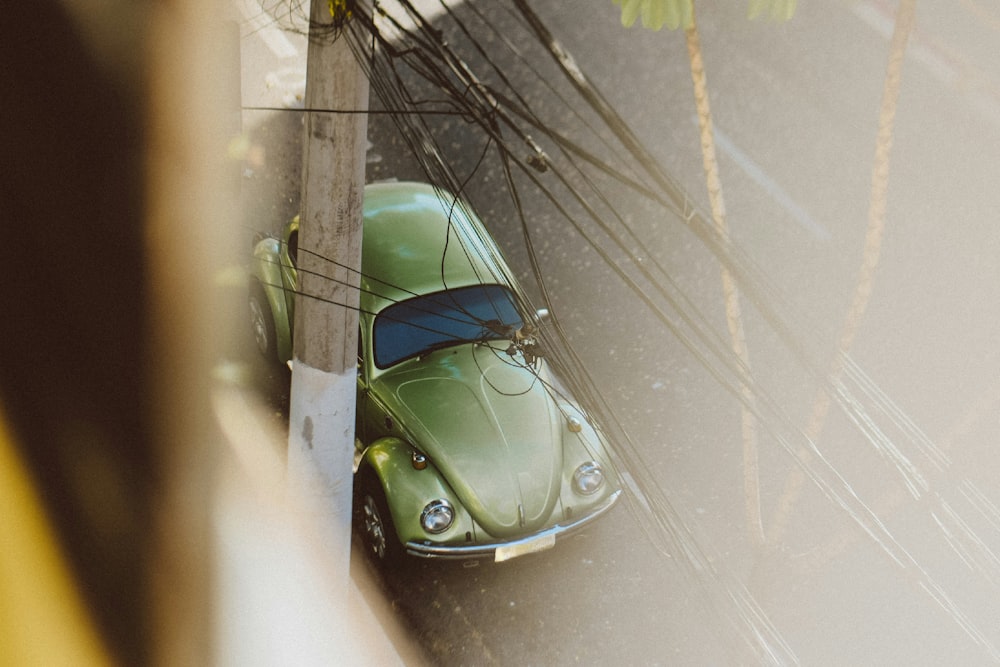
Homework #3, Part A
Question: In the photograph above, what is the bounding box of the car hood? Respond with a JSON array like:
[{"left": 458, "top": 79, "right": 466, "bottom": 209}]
[{"left": 374, "top": 344, "right": 563, "bottom": 538}]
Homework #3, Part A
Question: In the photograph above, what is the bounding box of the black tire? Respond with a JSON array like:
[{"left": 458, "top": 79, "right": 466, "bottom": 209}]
[
  {"left": 355, "top": 469, "right": 404, "bottom": 566},
  {"left": 248, "top": 280, "right": 277, "bottom": 361}
]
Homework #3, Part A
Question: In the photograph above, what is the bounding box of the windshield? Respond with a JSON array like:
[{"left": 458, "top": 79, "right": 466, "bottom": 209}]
[{"left": 373, "top": 284, "right": 524, "bottom": 368}]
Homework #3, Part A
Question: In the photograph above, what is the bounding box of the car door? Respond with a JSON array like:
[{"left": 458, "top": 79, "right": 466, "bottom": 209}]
[
  {"left": 356, "top": 326, "right": 401, "bottom": 447},
  {"left": 280, "top": 224, "right": 298, "bottom": 328},
  {"left": 355, "top": 326, "right": 370, "bottom": 445}
]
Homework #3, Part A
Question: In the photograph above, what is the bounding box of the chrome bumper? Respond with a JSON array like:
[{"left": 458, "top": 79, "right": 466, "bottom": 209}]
[{"left": 405, "top": 489, "right": 622, "bottom": 562}]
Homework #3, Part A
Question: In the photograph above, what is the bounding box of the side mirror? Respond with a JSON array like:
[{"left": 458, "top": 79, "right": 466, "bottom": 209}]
[{"left": 535, "top": 307, "right": 550, "bottom": 323}]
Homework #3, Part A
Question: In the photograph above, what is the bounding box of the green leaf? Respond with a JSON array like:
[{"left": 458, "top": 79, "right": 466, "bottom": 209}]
[
  {"left": 612, "top": 0, "right": 643, "bottom": 28},
  {"left": 747, "top": 0, "right": 797, "bottom": 21},
  {"left": 612, "top": 0, "right": 692, "bottom": 31}
]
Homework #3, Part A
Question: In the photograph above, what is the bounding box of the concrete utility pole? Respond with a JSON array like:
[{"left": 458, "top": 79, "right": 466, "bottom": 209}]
[{"left": 287, "top": 0, "right": 370, "bottom": 587}]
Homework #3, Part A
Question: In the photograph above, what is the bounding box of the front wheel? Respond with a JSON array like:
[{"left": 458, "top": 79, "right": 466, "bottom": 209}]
[{"left": 355, "top": 471, "right": 403, "bottom": 566}]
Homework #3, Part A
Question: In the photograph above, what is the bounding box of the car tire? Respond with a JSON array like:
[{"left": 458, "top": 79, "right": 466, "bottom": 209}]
[
  {"left": 355, "top": 469, "right": 404, "bottom": 566},
  {"left": 248, "top": 280, "right": 277, "bottom": 361}
]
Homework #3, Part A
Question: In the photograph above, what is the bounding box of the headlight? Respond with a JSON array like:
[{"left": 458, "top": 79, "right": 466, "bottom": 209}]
[
  {"left": 420, "top": 499, "right": 454, "bottom": 534},
  {"left": 573, "top": 461, "right": 604, "bottom": 495}
]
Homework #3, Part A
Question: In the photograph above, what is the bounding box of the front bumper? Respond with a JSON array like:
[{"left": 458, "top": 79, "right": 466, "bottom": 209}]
[{"left": 405, "top": 489, "right": 622, "bottom": 562}]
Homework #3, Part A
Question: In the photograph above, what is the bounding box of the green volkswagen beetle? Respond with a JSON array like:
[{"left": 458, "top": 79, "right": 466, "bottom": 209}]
[{"left": 249, "top": 181, "right": 620, "bottom": 563}]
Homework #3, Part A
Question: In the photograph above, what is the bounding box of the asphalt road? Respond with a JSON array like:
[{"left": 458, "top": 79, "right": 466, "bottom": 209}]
[{"left": 238, "top": 1, "right": 1000, "bottom": 663}]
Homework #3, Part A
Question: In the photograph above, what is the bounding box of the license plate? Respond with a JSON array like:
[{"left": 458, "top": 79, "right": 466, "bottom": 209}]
[{"left": 494, "top": 533, "right": 556, "bottom": 562}]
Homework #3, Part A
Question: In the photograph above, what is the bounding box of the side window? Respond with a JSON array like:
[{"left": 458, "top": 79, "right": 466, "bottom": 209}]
[{"left": 287, "top": 229, "right": 299, "bottom": 268}]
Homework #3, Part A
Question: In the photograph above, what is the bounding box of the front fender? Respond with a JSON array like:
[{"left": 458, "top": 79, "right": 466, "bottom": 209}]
[
  {"left": 557, "top": 404, "right": 620, "bottom": 512},
  {"left": 359, "top": 437, "right": 477, "bottom": 547},
  {"left": 250, "top": 238, "right": 293, "bottom": 363}
]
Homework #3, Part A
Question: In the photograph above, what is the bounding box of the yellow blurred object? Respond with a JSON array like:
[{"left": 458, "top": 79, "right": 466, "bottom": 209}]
[
  {"left": 0, "top": 404, "right": 111, "bottom": 667},
  {"left": 328, "top": 0, "right": 353, "bottom": 21}
]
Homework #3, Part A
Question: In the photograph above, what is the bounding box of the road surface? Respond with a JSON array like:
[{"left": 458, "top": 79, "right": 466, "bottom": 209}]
[{"left": 236, "top": 1, "right": 1000, "bottom": 663}]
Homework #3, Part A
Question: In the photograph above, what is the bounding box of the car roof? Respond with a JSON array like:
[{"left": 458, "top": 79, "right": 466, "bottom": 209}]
[{"left": 360, "top": 181, "right": 515, "bottom": 315}]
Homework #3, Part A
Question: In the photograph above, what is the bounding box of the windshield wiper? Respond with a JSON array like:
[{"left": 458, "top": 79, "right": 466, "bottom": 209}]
[{"left": 416, "top": 337, "right": 476, "bottom": 360}]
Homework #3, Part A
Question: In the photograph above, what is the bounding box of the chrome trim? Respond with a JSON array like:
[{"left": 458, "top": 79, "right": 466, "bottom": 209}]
[
  {"left": 405, "top": 489, "right": 622, "bottom": 560},
  {"left": 420, "top": 499, "right": 454, "bottom": 534},
  {"left": 573, "top": 461, "right": 604, "bottom": 495}
]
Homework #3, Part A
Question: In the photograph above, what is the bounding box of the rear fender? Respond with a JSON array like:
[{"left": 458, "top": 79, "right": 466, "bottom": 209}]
[{"left": 250, "top": 238, "right": 293, "bottom": 363}]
